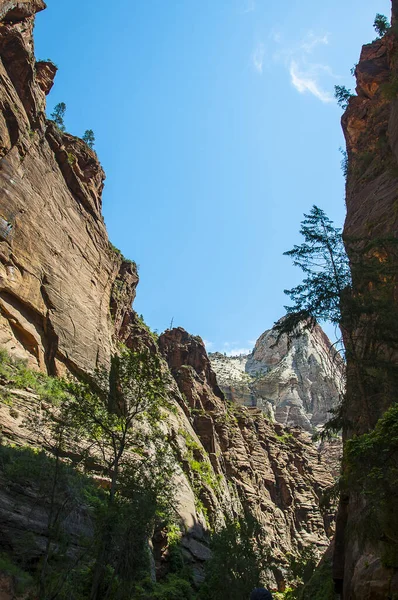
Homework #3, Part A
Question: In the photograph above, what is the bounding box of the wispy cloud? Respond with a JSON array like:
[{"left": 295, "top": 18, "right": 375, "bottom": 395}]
[
  {"left": 300, "top": 31, "right": 329, "bottom": 53},
  {"left": 289, "top": 60, "right": 333, "bottom": 103},
  {"left": 251, "top": 42, "right": 265, "bottom": 74},
  {"left": 268, "top": 29, "right": 334, "bottom": 104}
]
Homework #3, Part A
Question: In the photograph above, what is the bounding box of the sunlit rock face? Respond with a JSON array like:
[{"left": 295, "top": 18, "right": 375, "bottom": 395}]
[
  {"left": 0, "top": 0, "right": 138, "bottom": 375},
  {"left": 210, "top": 321, "right": 344, "bottom": 432}
]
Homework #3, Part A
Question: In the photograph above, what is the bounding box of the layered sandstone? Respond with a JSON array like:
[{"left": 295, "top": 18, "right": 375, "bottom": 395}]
[
  {"left": 0, "top": 2, "right": 336, "bottom": 592},
  {"left": 159, "top": 328, "right": 335, "bottom": 588},
  {"left": 210, "top": 321, "right": 344, "bottom": 432},
  {"left": 333, "top": 3, "right": 398, "bottom": 597},
  {"left": 0, "top": 0, "right": 138, "bottom": 376}
]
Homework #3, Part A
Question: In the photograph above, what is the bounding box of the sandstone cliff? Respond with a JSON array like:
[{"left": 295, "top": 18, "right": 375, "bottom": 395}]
[
  {"left": 333, "top": 2, "right": 398, "bottom": 597},
  {"left": 210, "top": 321, "right": 344, "bottom": 432},
  {"left": 0, "top": 0, "right": 138, "bottom": 377},
  {"left": 0, "top": 1, "right": 336, "bottom": 593}
]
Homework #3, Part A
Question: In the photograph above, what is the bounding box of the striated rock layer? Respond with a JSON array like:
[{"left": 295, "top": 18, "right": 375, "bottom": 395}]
[
  {"left": 210, "top": 321, "right": 344, "bottom": 432},
  {"left": 333, "top": 1, "right": 398, "bottom": 597},
  {"left": 0, "top": 2, "right": 336, "bottom": 591},
  {"left": 0, "top": 0, "right": 138, "bottom": 376}
]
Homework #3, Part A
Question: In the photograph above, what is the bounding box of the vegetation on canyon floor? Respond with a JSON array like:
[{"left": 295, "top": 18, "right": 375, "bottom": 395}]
[{"left": 0, "top": 349, "right": 331, "bottom": 599}]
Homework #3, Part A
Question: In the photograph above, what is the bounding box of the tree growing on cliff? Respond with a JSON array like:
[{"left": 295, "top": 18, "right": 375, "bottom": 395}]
[
  {"left": 66, "top": 349, "right": 176, "bottom": 600},
  {"left": 275, "top": 205, "right": 351, "bottom": 338},
  {"left": 50, "top": 102, "right": 66, "bottom": 132},
  {"left": 83, "top": 129, "right": 95, "bottom": 149},
  {"left": 373, "top": 13, "right": 390, "bottom": 38},
  {"left": 334, "top": 85, "right": 353, "bottom": 110}
]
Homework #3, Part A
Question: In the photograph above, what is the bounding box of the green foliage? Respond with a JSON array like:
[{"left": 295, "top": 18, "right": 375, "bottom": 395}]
[
  {"left": 65, "top": 349, "right": 176, "bottom": 599},
  {"left": 344, "top": 403, "right": 398, "bottom": 567},
  {"left": 67, "top": 152, "right": 76, "bottom": 165},
  {"left": 0, "top": 553, "right": 33, "bottom": 595},
  {"left": 109, "top": 242, "right": 138, "bottom": 271},
  {"left": 373, "top": 13, "right": 390, "bottom": 38},
  {"left": 339, "top": 147, "right": 348, "bottom": 179},
  {"left": 82, "top": 129, "right": 95, "bottom": 149},
  {"left": 275, "top": 205, "right": 350, "bottom": 338},
  {"left": 286, "top": 546, "right": 317, "bottom": 588},
  {"left": 50, "top": 102, "right": 66, "bottom": 132},
  {"left": 380, "top": 76, "right": 398, "bottom": 100},
  {"left": 199, "top": 515, "right": 270, "bottom": 600},
  {"left": 299, "top": 556, "right": 335, "bottom": 600},
  {"left": 178, "top": 430, "right": 220, "bottom": 522},
  {"left": 0, "top": 444, "right": 103, "bottom": 599},
  {"left": 334, "top": 85, "right": 353, "bottom": 110},
  {"left": 134, "top": 573, "right": 197, "bottom": 600},
  {"left": 0, "top": 347, "right": 180, "bottom": 599},
  {"left": 0, "top": 349, "right": 68, "bottom": 405},
  {"left": 136, "top": 313, "right": 159, "bottom": 342}
]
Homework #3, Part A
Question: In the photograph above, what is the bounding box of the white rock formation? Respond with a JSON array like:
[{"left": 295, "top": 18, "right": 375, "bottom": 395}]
[{"left": 209, "top": 321, "right": 344, "bottom": 432}]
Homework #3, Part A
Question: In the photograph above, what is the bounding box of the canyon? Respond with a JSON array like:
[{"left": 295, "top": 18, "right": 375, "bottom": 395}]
[
  {"left": 0, "top": 1, "right": 336, "bottom": 596},
  {"left": 0, "top": 0, "right": 397, "bottom": 598}
]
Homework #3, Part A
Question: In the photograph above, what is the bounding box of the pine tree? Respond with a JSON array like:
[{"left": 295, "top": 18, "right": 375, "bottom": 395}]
[
  {"left": 50, "top": 102, "right": 66, "bottom": 132},
  {"left": 83, "top": 129, "right": 95, "bottom": 149},
  {"left": 373, "top": 13, "right": 390, "bottom": 38},
  {"left": 276, "top": 205, "right": 351, "bottom": 337}
]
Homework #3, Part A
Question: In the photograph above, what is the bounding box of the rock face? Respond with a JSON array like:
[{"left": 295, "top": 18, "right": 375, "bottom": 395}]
[
  {"left": 210, "top": 321, "right": 344, "bottom": 432},
  {"left": 159, "top": 328, "right": 336, "bottom": 588},
  {"left": 0, "top": 3, "right": 337, "bottom": 592},
  {"left": 0, "top": 0, "right": 138, "bottom": 376},
  {"left": 333, "top": 3, "right": 398, "bottom": 597}
]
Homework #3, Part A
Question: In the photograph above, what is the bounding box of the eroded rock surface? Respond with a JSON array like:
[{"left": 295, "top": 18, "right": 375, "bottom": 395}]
[
  {"left": 160, "top": 328, "right": 336, "bottom": 588},
  {"left": 0, "top": 3, "right": 338, "bottom": 591},
  {"left": 210, "top": 321, "right": 344, "bottom": 432},
  {"left": 0, "top": 2, "right": 138, "bottom": 375},
  {"left": 333, "top": 2, "right": 398, "bottom": 597}
]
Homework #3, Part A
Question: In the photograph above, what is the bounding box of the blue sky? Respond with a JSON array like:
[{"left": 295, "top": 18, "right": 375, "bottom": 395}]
[{"left": 35, "top": 0, "right": 390, "bottom": 355}]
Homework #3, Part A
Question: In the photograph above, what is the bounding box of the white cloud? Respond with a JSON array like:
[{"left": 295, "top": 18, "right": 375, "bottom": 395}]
[
  {"left": 251, "top": 42, "right": 265, "bottom": 74},
  {"left": 220, "top": 341, "right": 252, "bottom": 356},
  {"left": 289, "top": 60, "right": 333, "bottom": 103},
  {"left": 300, "top": 32, "right": 329, "bottom": 53},
  {"left": 270, "top": 29, "right": 335, "bottom": 104},
  {"left": 225, "top": 347, "right": 252, "bottom": 357}
]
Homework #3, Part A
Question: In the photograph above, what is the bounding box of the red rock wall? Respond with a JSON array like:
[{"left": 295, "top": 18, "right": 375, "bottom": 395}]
[
  {"left": 334, "top": 1, "right": 398, "bottom": 596},
  {"left": 0, "top": 1, "right": 138, "bottom": 375}
]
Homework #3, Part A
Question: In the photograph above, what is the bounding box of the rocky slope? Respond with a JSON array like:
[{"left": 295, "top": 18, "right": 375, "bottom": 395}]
[
  {"left": 0, "top": 1, "right": 336, "bottom": 593},
  {"left": 210, "top": 321, "right": 344, "bottom": 432},
  {"left": 332, "top": 2, "right": 398, "bottom": 597}
]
